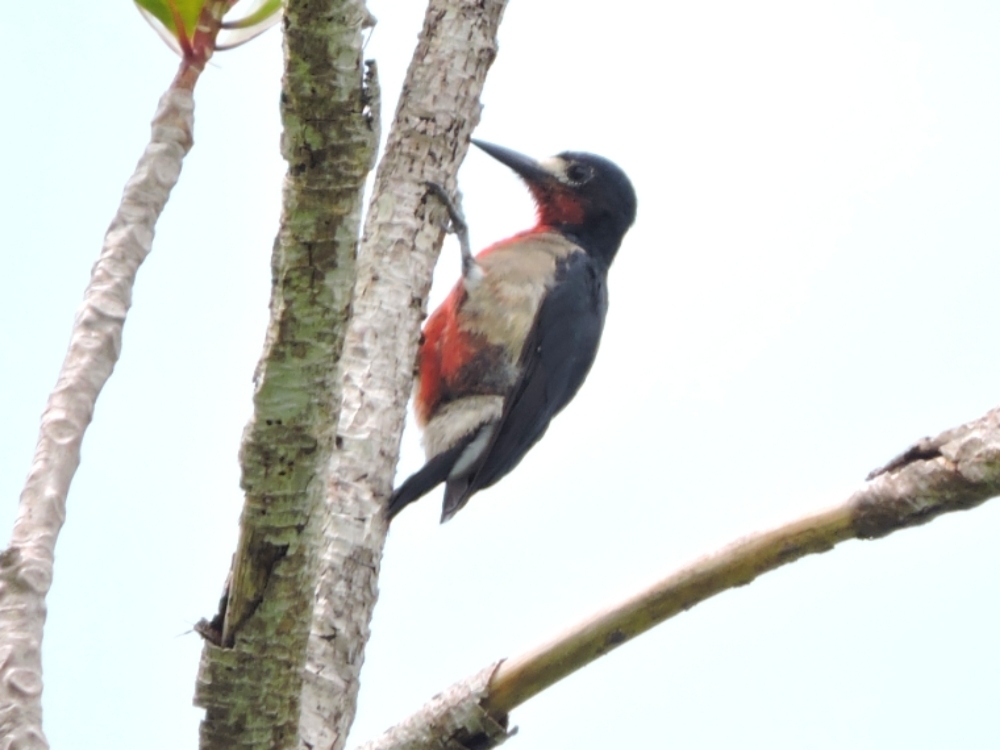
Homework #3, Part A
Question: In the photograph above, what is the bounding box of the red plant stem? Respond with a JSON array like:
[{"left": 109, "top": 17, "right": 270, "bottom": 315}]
[{"left": 172, "top": 0, "right": 238, "bottom": 90}]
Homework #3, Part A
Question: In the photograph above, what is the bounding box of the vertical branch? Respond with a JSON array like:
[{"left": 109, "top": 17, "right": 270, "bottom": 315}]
[
  {"left": 193, "top": 0, "right": 377, "bottom": 748},
  {"left": 299, "top": 1, "right": 509, "bottom": 748},
  {"left": 0, "top": 85, "right": 195, "bottom": 749}
]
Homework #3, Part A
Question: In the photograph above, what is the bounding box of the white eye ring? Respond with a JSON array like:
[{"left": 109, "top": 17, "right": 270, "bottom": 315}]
[{"left": 538, "top": 157, "right": 593, "bottom": 186}]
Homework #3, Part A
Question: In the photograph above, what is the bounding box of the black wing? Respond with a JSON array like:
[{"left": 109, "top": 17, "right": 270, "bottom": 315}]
[{"left": 441, "top": 251, "right": 608, "bottom": 519}]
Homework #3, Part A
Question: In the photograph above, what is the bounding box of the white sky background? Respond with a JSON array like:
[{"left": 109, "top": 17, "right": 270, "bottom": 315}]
[{"left": 2, "top": 0, "right": 999, "bottom": 747}]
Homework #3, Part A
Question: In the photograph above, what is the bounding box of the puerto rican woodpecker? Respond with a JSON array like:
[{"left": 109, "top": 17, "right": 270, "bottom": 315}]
[{"left": 386, "top": 139, "right": 637, "bottom": 523}]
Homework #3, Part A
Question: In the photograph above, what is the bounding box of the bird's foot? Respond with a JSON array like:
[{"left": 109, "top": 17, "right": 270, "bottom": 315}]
[
  {"left": 425, "top": 182, "right": 467, "bottom": 233},
  {"left": 425, "top": 182, "right": 475, "bottom": 277}
]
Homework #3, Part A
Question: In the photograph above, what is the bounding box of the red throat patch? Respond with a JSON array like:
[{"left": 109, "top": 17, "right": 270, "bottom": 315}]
[{"left": 531, "top": 185, "right": 586, "bottom": 226}]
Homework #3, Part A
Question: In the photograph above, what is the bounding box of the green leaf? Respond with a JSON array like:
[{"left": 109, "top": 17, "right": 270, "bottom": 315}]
[
  {"left": 222, "top": 0, "right": 281, "bottom": 30},
  {"left": 216, "top": 0, "right": 281, "bottom": 50},
  {"left": 133, "top": 0, "right": 206, "bottom": 43}
]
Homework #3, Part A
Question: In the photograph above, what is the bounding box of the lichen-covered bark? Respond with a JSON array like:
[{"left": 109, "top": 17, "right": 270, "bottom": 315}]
[
  {"left": 193, "top": 1, "right": 377, "bottom": 748},
  {"left": 351, "top": 407, "right": 1000, "bottom": 750},
  {"left": 0, "top": 87, "right": 194, "bottom": 750},
  {"left": 298, "top": 2, "right": 508, "bottom": 748}
]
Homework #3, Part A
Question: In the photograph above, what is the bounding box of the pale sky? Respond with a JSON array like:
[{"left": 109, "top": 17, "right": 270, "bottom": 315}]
[{"left": 2, "top": 1, "right": 999, "bottom": 748}]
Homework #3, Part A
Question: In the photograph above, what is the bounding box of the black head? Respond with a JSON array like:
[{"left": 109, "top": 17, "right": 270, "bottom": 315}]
[{"left": 472, "top": 140, "right": 637, "bottom": 267}]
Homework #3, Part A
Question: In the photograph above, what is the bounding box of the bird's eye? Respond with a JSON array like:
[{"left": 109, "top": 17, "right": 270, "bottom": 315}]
[{"left": 564, "top": 163, "right": 593, "bottom": 185}]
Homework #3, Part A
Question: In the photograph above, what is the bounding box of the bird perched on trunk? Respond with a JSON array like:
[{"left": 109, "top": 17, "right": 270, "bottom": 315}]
[{"left": 387, "top": 140, "right": 637, "bottom": 523}]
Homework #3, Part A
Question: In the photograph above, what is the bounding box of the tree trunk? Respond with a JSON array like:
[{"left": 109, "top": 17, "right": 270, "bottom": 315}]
[
  {"left": 194, "top": 1, "right": 509, "bottom": 749},
  {"left": 193, "top": 1, "right": 378, "bottom": 747},
  {"left": 300, "top": 1, "right": 509, "bottom": 747}
]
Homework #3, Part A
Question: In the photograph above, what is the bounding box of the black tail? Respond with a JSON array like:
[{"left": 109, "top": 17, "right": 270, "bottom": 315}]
[
  {"left": 385, "top": 442, "right": 466, "bottom": 521},
  {"left": 440, "top": 476, "right": 474, "bottom": 523}
]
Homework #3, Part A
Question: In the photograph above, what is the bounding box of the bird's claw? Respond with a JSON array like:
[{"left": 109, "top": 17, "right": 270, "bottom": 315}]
[
  {"left": 424, "top": 182, "right": 468, "bottom": 235},
  {"left": 425, "top": 181, "right": 474, "bottom": 276}
]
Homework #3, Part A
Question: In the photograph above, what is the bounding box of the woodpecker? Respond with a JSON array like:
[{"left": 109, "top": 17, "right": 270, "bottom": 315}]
[{"left": 387, "top": 139, "right": 637, "bottom": 523}]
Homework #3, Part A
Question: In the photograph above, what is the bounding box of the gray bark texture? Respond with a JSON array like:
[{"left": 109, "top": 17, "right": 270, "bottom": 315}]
[
  {"left": 0, "top": 87, "right": 195, "bottom": 750},
  {"left": 300, "top": 1, "right": 509, "bottom": 748},
  {"left": 193, "top": 1, "right": 378, "bottom": 748},
  {"left": 354, "top": 664, "right": 510, "bottom": 750}
]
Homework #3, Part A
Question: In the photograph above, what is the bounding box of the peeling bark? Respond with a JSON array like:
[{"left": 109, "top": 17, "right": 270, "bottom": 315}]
[
  {"left": 299, "top": 2, "right": 509, "bottom": 748},
  {"left": 0, "top": 87, "right": 195, "bottom": 750},
  {"left": 192, "top": 1, "right": 378, "bottom": 749},
  {"left": 355, "top": 664, "right": 511, "bottom": 750}
]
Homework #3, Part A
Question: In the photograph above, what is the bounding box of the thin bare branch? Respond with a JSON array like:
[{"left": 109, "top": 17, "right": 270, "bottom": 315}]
[
  {"left": 0, "top": 85, "right": 194, "bottom": 750},
  {"left": 354, "top": 406, "right": 1000, "bottom": 749},
  {"left": 488, "top": 406, "right": 1000, "bottom": 711}
]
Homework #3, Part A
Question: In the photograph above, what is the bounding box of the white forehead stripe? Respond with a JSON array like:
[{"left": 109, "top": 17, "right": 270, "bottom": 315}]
[{"left": 538, "top": 156, "right": 569, "bottom": 183}]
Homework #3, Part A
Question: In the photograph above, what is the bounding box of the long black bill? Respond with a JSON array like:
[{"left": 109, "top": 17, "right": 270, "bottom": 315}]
[{"left": 471, "top": 139, "right": 554, "bottom": 185}]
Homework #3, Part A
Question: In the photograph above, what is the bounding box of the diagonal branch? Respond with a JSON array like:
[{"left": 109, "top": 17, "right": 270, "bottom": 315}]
[
  {"left": 0, "top": 83, "right": 195, "bottom": 749},
  {"left": 354, "top": 406, "right": 1000, "bottom": 750}
]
